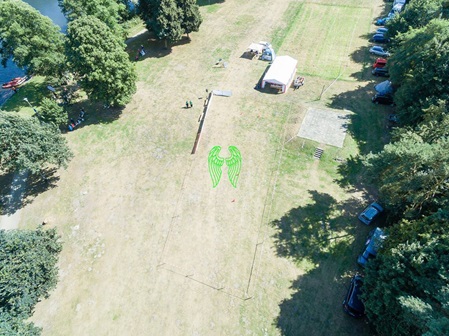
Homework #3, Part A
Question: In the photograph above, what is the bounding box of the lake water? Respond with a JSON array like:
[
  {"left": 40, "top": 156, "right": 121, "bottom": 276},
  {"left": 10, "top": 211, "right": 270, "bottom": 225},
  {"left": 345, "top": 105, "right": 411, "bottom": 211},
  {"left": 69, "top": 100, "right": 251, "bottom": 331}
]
[{"left": 0, "top": 0, "right": 66, "bottom": 105}]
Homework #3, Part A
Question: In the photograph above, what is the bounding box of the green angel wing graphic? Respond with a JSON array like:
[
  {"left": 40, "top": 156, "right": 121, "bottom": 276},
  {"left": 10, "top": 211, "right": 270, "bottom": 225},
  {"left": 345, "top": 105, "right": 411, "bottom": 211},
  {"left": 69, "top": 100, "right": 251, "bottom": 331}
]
[
  {"left": 225, "top": 146, "right": 242, "bottom": 188},
  {"left": 208, "top": 146, "right": 225, "bottom": 188}
]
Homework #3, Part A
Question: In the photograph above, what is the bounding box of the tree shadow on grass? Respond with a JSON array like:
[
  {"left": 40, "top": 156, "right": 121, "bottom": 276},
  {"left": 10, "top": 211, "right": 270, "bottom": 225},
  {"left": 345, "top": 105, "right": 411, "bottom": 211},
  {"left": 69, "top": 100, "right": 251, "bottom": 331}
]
[
  {"left": 271, "top": 190, "right": 364, "bottom": 264},
  {"left": 0, "top": 168, "right": 59, "bottom": 216},
  {"left": 327, "top": 83, "right": 393, "bottom": 188},
  {"left": 197, "top": 0, "right": 225, "bottom": 6},
  {"left": 127, "top": 30, "right": 192, "bottom": 60},
  {"left": 275, "top": 258, "right": 373, "bottom": 336},
  {"left": 271, "top": 191, "right": 374, "bottom": 335}
]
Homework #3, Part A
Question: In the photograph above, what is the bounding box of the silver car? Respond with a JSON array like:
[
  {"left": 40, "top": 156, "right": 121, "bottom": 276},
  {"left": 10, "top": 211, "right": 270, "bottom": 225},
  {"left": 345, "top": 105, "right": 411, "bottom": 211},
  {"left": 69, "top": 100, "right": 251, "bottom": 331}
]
[{"left": 369, "top": 46, "right": 390, "bottom": 57}]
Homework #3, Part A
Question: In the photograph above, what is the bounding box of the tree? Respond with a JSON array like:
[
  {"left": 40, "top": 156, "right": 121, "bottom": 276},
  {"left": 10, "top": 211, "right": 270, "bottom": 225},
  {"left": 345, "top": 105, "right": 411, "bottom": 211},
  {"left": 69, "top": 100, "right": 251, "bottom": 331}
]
[
  {"left": 388, "top": 19, "right": 449, "bottom": 125},
  {"left": 38, "top": 98, "right": 68, "bottom": 129},
  {"left": 364, "top": 131, "right": 449, "bottom": 218},
  {"left": 58, "top": 0, "right": 125, "bottom": 36},
  {"left": 363, "top": 233, "right": 449, "bottom": 336},
  {"left": 66, "top": 16, "right": 137, "bottom": 106},
  {"left": 0, "top": 312, "right": 41, "bottom": 336},
  {"left": 139, "top": 0, "right": 184, "bottom": 46},
  {"left": 176, "top": 0, "right": 202, "bottom": 38},
  {"left": 387, "top": 0, "right": 444, "bottom": 39},
  {"left": 0, "top": 228, "right": 62, "bottom": 335},
  {"left": 0, "top": 0, "right": 65, "bottom": 76},
  {"left": 0, "top": 112, "right": 72, "bottom": 174}
]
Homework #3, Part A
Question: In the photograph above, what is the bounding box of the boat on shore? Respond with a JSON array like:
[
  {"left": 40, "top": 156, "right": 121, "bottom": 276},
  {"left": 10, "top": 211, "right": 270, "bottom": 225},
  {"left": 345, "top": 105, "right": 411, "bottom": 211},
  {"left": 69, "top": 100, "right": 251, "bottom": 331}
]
[{"left": 2, "top": 76, "right": 28, "bottom": 89}]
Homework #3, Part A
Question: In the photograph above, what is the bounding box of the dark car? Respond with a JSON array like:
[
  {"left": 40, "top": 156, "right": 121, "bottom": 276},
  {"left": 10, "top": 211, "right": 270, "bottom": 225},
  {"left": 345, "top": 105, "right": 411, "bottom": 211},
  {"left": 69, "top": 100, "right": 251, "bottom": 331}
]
[
  {"left": 375, "top": 12, "right": 396, "bottom": 26},
  {"left": 372, "top": 67, "right": 390, "bottom": 77},
  {"left": 343, "top": 275, "right": 365, "bottom": 318},
  {"left": 372, "top": 93, "right": 394, "bottom": 106},
  {"left": 357, "top": 227, "right": 387, "bottom": 267},
  {"left": 358, "top": 202, "right": 384, "bottom": 225},
  {"left": 371, "top": 34, "right": 390, "bottom": 43}
]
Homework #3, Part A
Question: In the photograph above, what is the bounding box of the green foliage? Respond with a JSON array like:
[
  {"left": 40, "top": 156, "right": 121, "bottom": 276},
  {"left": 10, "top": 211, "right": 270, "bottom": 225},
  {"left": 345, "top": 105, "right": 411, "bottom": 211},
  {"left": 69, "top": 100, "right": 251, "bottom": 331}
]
[
  {"left": 38, "top": 98, "right": 67, "bottom": 128},
  {"left": 58, "top": 0, "right": 126, "bottom": 36},
  {"left": 176, "top": 0, "right": 202, "bottom": 36},
  {"left": 139, "top": 0, "right": 202, "bottom": 43},
  {"left": 363, "top": 233, "right": 449, "bottom": 336},
  {"left": 0, "top": 311, "right": 42, "bottom": 336},
  {"left": 364, "top": 131, "right": 449, "bottom": 217},
  {"left": 0, "top": 228, "right": 62, "bottom": 330},
  {"left": 66, "top": 16, "right": 137, "bottom": 106},
  {"left": 387, "top": 0, "right": 444, "bottom": 39},
  {"left": 0, "top": 111, "right": 72, "bottom": 174},
  {"left": 388, "top": 19, "right": 449, "bottom": 125},
  {"left": 0, "top": 0, "right": 65, "bottom": 76}
]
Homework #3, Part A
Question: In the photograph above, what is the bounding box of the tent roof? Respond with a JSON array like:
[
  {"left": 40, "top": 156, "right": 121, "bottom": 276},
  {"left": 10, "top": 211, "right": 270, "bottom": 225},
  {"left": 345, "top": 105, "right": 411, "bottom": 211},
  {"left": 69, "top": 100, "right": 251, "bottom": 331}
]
[
  {"left": 263, "top": 55, "right": 298, "bottom": 86},
  {"left": 247, "top": 43, "right": 264, "bottom": 53}
]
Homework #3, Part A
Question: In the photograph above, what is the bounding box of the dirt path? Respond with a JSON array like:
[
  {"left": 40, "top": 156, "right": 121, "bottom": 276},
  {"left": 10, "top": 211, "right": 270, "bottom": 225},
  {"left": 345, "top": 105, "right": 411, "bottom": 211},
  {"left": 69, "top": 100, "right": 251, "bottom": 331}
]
[{"left": 0, "top": 170, "right": 28, "bottom": 230}]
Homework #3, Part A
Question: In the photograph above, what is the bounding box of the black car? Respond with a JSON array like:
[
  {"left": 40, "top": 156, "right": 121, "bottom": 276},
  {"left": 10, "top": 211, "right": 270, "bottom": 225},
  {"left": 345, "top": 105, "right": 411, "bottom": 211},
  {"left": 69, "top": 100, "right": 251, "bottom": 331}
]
[
  {"left": 372, "top": 67, "right": 389, "bottom": 77},
  {"left": 371, "top": 34, "right": 390, "bottom": 43},
  {"left": 343, "top": 274, "right": 365, "bottom": 318},
  {"left": 372, "top": 93, "right": 394, "bottom": 105}
]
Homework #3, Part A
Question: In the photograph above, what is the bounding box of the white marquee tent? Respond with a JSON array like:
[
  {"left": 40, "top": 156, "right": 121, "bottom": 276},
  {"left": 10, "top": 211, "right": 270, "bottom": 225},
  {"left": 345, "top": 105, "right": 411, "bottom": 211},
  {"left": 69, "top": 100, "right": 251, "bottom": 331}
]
[{"left": 261, "top": 55, "right": 297, "bottom": 93}]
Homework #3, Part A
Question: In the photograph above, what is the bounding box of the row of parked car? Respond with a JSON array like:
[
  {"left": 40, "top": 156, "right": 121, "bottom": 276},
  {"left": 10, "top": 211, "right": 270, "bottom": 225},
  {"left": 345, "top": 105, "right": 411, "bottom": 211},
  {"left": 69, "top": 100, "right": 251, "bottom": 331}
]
[
  {"left": 367, "top": 0, "right": 408, "bottom": 105},
  {"left": 343, "top": 202, "right": 387, "bottom": 318},
  {"left": 343, "top": 0, "right": 406, "bottom": 320}
]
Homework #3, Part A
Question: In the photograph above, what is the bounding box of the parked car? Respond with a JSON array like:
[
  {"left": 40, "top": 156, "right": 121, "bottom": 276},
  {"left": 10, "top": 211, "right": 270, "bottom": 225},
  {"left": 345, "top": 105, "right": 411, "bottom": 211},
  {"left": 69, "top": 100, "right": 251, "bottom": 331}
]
[
  {"left": 372, "top": 58, "right": 387, "bottom": 68},
  {"left": 376, "top": 13, "right": 395, "bottom": 26},
  {"left": 369, "top": 46, "right": 390, "bottom": 57},
  {"left": 371, "top": 34, "right": 390, "bottom": 43},
  {"left": 391, "top": 3, "right": 404, "bottom": 13},
  {"left": 343, "top": 275, "right": 365, "bottom": 318},
  {"left": 388, "top": 113, "right": 399, "bottom": 123},
  {"left": 376, "top": 27, "right": 389, "bottom": 34},
  {"left": 357, "top": 227, "right": 387, "bottom": 267},
  {"left": 358, "top": 202, "right": 384, "bottom": 225},
  {"left": 372, "top": 93, "right": 395, "bottom": 105},
  {"left": 372, "top": 67, "right": 390, "bottom": 77}
]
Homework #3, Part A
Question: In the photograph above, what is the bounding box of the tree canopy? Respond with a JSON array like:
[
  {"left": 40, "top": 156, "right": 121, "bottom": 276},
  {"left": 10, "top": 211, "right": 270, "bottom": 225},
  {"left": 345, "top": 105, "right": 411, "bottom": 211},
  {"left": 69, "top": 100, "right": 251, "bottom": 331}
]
[
  {"left": 66, "top": 15, "right": 137, "bottom": 106},
  {"left": 364, "top": 130, "right": 449, "bottom": 218},
  {"left": 363, "top": 231, "right": 449, "bottom": 336},
  {"left": 388, "top": 19, "right": 449, "bottom": 125},
  {"left": 38, "top": 98, "right": 68, "bottom": 129},
  {"left": 58, "top": 0, "right": 126, "bottom": 35},
  {"left": 0, "top": 111, "right": 72, "bottom": 174},
  {"left": 0, "top": 228, "right": 62, "bottom": 335},
  {"left": 387, "top": 0, "right": 444, "bottom": 39},
  {"left": 0, "top": 0, "right": 65, "bottom": 76},
  {"left": 139, "top": 0, "right": 202, "bottom": 44}
]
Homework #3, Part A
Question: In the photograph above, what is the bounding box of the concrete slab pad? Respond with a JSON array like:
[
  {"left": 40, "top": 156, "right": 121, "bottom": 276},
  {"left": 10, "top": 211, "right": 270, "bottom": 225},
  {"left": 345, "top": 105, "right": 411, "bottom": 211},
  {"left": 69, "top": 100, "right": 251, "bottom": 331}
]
[{"left": 297, "top": 108, "right": 351, "bottom": 148}]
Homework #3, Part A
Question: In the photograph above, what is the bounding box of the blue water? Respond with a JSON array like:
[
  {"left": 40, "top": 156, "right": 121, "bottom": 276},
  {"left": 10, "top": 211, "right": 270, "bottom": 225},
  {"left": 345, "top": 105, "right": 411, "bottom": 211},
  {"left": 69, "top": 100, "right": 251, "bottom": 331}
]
[{"left": 0, "top": 0, "right": 66, "bottom": 106}]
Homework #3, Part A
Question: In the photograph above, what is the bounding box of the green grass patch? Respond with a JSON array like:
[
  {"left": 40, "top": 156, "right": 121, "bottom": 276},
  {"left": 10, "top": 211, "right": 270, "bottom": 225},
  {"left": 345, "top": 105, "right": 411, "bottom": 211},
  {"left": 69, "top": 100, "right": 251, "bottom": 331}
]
[
  {"left": 270, "top": 2, "right": 304, "bottom": 51},
  {"left": 124, "top": 16, "right": 145, "bottom": 38},
  {"left": 274, "top": 3, "right": 371, "bottom": 81}
]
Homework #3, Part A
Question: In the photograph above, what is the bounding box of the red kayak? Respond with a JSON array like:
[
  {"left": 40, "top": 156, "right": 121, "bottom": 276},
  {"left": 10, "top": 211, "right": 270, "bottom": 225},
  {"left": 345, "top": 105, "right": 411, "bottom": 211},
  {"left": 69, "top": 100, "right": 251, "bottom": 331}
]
[{"left": 2, "top": 76, "right": 27, "bottom": 89}]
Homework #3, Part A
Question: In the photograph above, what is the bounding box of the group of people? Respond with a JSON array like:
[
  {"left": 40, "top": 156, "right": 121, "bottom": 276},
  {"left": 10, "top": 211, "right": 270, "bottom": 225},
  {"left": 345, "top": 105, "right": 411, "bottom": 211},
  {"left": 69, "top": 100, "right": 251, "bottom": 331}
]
[
  {"left": 135, "top": 45, "right": 146, "bottom": 61},
  {"left": 68, "top": 108, "right": 86, "bottom": 131},
  {"left": 185, "top": 100, "right": 193, "bottom": 108}
]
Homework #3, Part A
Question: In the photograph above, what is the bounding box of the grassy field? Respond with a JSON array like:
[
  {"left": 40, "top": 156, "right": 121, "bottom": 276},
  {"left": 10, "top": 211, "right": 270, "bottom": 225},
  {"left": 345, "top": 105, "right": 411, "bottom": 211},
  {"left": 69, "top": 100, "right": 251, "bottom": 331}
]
[{"left": 0, "top": 0, "right": 395, "bottom": 334}]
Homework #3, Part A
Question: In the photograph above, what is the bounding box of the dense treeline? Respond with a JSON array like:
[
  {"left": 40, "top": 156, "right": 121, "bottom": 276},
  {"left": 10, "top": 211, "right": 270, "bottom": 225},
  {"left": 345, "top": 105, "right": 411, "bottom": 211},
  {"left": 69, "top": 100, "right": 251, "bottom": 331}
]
[
  {"left": 0, "top": 228, "right": 62, "bottom": 335},
  {"left": 362, "top": 1, "right": 449, "bottom": 335}
]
